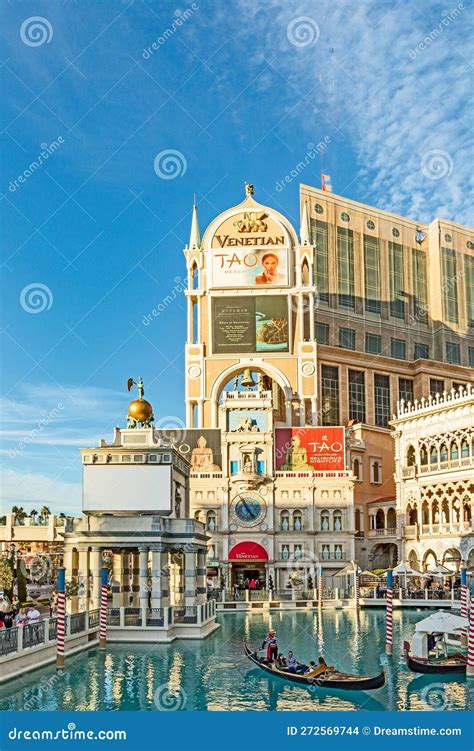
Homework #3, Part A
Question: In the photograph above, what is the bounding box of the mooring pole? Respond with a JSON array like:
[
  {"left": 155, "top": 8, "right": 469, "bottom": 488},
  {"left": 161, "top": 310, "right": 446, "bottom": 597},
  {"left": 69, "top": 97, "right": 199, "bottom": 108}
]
[
  {"left": 385, "top": 569, "right": 393, "bottom": 656},
  {"left": 99, "top": 566, "right": 108, "bottom": 650},
  {"left": 56, "top": 567, "right": 66, "bottom": 671}
]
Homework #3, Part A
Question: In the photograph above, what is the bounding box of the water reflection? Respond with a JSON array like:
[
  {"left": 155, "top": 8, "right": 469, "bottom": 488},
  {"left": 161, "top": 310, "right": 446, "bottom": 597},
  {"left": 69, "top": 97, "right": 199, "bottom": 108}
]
[{"left": 0, "top": 610, "right": 470, "bottom": 712}]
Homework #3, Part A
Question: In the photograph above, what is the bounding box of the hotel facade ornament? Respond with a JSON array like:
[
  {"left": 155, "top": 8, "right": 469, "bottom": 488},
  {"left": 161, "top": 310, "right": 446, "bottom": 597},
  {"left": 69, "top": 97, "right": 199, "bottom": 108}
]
[{"left": 126, "top": 376, "right": 154, "bottom": 428}]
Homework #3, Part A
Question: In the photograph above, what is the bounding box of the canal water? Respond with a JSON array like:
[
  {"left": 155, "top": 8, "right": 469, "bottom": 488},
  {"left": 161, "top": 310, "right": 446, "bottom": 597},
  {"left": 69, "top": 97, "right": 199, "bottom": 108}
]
[{"left": 0, "top": 609, "right": 471, "bottom": 711}]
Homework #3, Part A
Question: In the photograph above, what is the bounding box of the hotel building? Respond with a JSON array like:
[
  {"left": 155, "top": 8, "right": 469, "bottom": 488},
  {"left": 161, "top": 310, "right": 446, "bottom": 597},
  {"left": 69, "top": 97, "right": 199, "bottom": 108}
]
[{"left": 182, "top": 183, "right": 473, "bottom": 586}]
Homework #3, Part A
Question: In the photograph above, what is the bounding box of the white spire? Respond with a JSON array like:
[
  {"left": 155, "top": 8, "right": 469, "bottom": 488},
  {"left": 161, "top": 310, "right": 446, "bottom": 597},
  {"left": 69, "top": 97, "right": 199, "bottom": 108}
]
[
  {"left": 300, "top": 201, "right": 310, "bottom": 245},
  {"left": 189, "top": 196, "right": 201, "bottom": 250}
]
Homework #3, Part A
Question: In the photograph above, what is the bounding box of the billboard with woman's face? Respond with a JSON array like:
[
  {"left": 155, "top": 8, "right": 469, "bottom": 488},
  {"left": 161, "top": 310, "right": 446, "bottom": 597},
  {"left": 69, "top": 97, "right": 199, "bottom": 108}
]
[{"left": 211, "top": 247, "right": 288, "bottom": 287}]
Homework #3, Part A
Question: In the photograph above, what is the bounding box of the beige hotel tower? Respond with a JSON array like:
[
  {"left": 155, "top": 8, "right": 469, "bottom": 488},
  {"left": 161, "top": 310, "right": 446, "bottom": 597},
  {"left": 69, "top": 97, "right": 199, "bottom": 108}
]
[{"left": 182, "top": 183, "right": 474, "bottom": 589}]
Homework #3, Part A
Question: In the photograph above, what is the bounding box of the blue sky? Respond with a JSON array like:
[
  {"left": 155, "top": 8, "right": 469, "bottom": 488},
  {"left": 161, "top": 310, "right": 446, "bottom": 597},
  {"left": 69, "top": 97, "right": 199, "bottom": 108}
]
[{"left": 1, "top": 0, "right": 472, "bottom": 514}]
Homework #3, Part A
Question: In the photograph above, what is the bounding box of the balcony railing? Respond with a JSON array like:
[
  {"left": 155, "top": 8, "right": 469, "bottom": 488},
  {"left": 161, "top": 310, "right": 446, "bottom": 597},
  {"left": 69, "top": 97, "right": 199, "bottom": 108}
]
[{"left": 368, "top": 527, "right": 398, "bottom": 537}]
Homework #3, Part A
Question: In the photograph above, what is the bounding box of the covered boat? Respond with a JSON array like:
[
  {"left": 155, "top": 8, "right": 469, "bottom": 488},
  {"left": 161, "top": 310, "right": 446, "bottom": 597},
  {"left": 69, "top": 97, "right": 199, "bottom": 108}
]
[
  {"left": 403, "top": 611, "right": 468, "bottom": 675},
  {"left": 244, "top": 644, "right": 385, "bottom": 691},
  {"left": 403, "top": 641, "right": 466, "bottom": 675}
]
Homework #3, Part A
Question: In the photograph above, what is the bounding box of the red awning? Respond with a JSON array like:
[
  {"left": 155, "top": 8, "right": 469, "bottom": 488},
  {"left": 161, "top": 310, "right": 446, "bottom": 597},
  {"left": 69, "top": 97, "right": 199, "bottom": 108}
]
[{"left": 228, "top": 541, "right": 268, "bottom": 562}]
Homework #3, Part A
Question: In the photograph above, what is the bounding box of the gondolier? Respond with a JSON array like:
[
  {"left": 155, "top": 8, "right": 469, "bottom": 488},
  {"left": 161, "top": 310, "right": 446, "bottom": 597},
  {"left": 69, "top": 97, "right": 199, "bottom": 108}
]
[{"left": 261, "top": 629, "right": 278, "bottom": 662}]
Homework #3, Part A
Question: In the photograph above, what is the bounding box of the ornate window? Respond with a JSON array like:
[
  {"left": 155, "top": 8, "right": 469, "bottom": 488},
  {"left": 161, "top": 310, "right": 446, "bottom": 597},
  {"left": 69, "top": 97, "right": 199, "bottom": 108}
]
[
  {"left": 206, "top": 511, "right": 217, "bottom": 531},
  {"left": 294, "top": 544, "right": 303, "bottom": 560},
  {"left": 439, "top": 443, "right": 448, "bottom": 463},
  {"left": 429, "top": 446, "right": 438, "bottom": 465},
  {"left": 321, "top": 510, "right": 330, "bottom": 531},
  {"left": 406, "top": 445, "right": 416, "bottom": 466},
  {"left": 370, "top": 458, "right": 382, "bottom": 484},
  {"left": 420, "top": 444, "right": 428, "bottom": 465},
  {"left": 352, "top": 457, "right": 362, "bottom": 480},
  {"left": 281, "top": 545, "right": 290, "bottom": 560},
  {"left": 334, "top": 544, "right": 343, "bottom": 560},
  {"left": 321, "top": 544, "right": 330, "bottom": 560},
  {"left": 333, "top": 510, "right": 342, "bottom": 530},
  {"left": 450, "top": 442, "right": 459, "bottom": 461},
  {"left": 280, "top": 511, "right": 290, "bottom": 531},
  {"left": 293, "top": 511, "right": 302, "bottom": 531}
]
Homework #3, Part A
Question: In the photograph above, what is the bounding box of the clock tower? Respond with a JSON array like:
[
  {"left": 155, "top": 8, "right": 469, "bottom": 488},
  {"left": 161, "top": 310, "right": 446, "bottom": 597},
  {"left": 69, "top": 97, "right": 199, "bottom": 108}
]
[{"left": 183, "top": 185, "right": 355, "bottom": 590}]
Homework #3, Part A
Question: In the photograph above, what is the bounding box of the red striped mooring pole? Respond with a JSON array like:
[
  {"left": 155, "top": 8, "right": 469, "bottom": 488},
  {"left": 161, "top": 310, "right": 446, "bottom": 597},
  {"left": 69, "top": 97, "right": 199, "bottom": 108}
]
[
  {"left": 385, "top": 569, "right": 393, "bottom": 656},
  {"left": 56, "top": 567, "right": 66, "bottom": 671},
  {"left": 99, "top": 567, "right": 108, "bottom": 650},
  {"left": 318, "top": 566, "right": 323, "bottom": 608},
  {"left": 467, "top": 579, "right": 474, "bottom": 679},
  {"left": 460, "top": 568, "right": 467, "bottom": 647}
]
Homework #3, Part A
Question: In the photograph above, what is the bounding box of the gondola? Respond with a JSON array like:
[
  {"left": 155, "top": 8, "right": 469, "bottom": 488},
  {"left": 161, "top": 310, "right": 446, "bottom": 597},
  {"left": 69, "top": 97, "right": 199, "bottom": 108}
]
[
  {"left": 244, "top": 644, "right": 385, "bottom": 691},
  {"left": 403, "top": 641, "right": 467, "bottom": 675}
]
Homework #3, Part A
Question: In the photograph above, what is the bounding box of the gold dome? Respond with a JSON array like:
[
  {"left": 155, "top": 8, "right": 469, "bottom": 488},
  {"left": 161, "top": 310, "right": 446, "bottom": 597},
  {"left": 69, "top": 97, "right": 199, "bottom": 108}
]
[{"left": 128, "top": 398, "right": 153, "bottom": 424}]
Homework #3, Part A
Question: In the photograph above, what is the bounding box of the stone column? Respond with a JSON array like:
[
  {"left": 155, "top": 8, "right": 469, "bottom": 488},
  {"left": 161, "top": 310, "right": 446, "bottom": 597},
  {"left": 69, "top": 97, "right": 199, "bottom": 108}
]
[
  {"left": 77, "top": 548, "right": 89, "bottom": 612},
  {"left": 89, "top": 548, "right": 101, "bottom": 609},
  {"left": 185, "top": 548, "right": 198, "bottom": 611},
  {"left": 428, "top": 502, "right": 433, "bottom": 535},
  {"left": 63, "top": 547, "right": 76, "bottom": 614},
  {"left": 112, "top": 551, "right": 123, "bottom": 608},
  {"left": 131, "top": 551, "right": 140, "bottom": 606},
  {"left": 122, "top": 551, "right": 131, "bottom": 607},
  {"left": 196, "top": 549, "right": 207, "bottom": 604},
  {"left": 449, "top": 502, "right": 454, "bottom": 533},
  {"left": 309, "top": 291, "right": 315, "bottom": 340},
  {"left": 138, "top": 547, "right": 149, "bottom": 611},
  {"left": 150, "top": 546, "right": 170, "bottom": 610}
]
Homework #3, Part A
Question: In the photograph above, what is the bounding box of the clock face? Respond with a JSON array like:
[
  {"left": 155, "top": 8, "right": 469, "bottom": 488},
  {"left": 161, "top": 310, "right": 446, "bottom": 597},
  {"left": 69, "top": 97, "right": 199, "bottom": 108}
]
[{"left": 232, "top": 495, "right": 266, "bottom": 527}]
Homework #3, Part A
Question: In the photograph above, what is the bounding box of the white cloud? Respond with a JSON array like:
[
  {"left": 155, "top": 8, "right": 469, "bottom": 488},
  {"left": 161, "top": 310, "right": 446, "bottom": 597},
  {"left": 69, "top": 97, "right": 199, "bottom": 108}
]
[
  {"left": 0, "top": 468, "right": 81, "bottom": 515},
  {"left": 237, "top": 0, "right": 473, "bottom": 224}
]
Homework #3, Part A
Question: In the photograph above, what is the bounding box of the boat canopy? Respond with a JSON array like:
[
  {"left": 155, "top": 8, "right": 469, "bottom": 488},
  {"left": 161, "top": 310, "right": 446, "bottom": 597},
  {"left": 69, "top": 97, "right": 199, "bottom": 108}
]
[{"left": 414, "top": 611, "right": 468, "bottom": 634}]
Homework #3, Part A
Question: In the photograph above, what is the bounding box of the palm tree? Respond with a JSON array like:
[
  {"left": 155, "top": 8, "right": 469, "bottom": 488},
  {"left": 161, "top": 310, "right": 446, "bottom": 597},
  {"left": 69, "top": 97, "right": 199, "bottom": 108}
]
[
  {"left": 30, "top": 509, "right": 38, "bottom": 524},
  {"left": 11, "top": 506, "right": 26, "bottom": 524},
  {"left": 40, "top": 505, "right": 51, "bottom": 518}
]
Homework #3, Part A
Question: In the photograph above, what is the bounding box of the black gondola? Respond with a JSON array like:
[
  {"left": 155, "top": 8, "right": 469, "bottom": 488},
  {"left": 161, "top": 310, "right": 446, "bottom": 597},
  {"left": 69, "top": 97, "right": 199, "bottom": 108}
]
[
  {"left": 244, "top": 644, "right": 385, "bottom": 691},
  {"left": 403, "top": 641, "right": 467, "bottom": 675}
]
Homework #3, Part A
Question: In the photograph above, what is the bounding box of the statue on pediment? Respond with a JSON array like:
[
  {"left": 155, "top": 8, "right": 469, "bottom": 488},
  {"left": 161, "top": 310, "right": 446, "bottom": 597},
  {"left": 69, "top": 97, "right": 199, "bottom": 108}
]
[{"left": 190, "top": 436, "right": 221, "bottom": 472}]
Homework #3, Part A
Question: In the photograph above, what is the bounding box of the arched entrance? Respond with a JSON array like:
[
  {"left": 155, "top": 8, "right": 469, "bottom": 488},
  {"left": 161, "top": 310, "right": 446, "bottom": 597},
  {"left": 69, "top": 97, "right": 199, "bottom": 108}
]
[
  {"left": 228, "top": 541, "right": 268, "bottom": 589},
  {"left": 442, "top": 547, "right": 461, "bottom": 572},
  {"left": 422, "top": 549, "right": 437, "bottom": 571},
  {"left": 369, "top": 542, "right": 398, "bottom": 570},
  {"left": 407, "top": 549, "right": 420, "bottom": 571}
]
